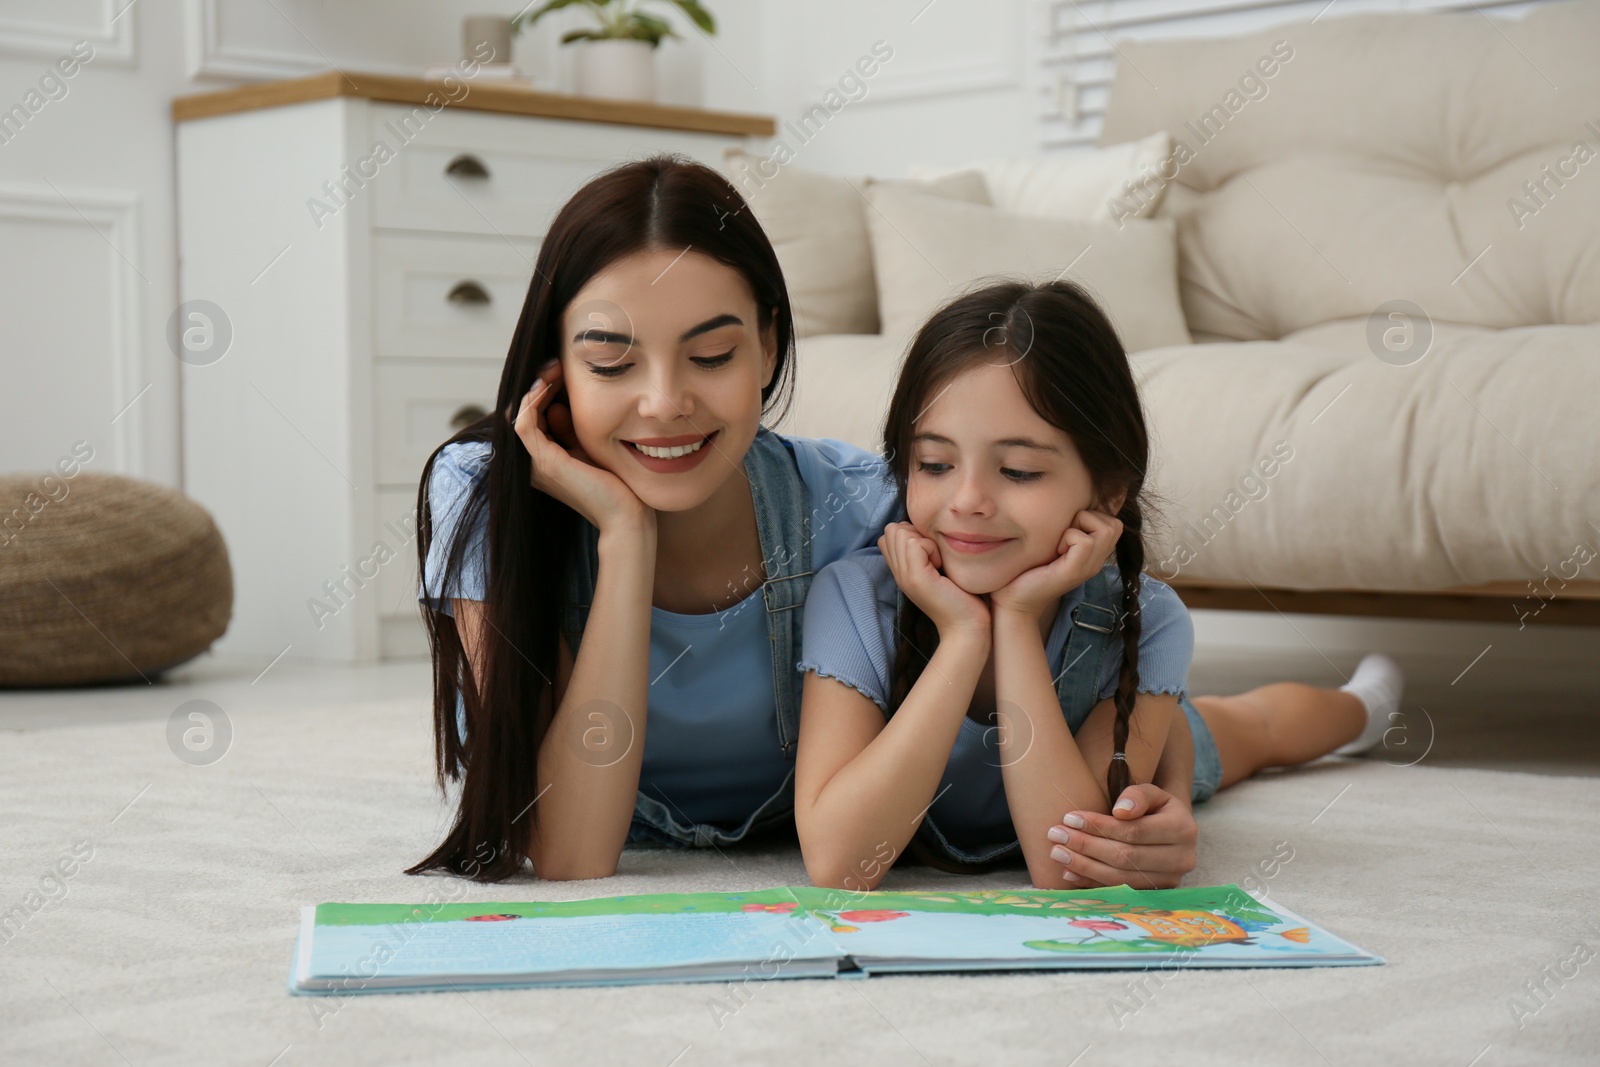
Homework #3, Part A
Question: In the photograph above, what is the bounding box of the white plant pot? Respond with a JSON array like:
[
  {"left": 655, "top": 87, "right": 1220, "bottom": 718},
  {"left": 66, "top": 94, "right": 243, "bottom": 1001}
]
[{"left": 572, "top": 39, "right": 656, "bottom": 103}]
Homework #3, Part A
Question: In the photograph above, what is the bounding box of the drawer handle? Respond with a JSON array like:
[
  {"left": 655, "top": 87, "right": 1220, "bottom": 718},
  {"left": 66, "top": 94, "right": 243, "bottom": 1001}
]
[
  {"left": 447, "top": 280, "right": 491, "bottom": 305},
  {"left": 450, "top": 404, "right": 488, "bottom": 430},
  {"left": 445, "top": 154, "right": 490, "bottom": 180}
]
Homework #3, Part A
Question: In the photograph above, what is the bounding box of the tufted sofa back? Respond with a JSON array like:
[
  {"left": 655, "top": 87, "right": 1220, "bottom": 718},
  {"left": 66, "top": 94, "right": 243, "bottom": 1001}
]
[{"left": 1097, "top": 2, "right": 1600, "bottom": 342}]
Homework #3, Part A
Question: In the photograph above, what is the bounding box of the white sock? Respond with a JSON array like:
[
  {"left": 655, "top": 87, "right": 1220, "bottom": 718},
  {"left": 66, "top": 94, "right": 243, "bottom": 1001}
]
[{"left": 1333, "top": 653, "right": 1405, "bottom": 757}]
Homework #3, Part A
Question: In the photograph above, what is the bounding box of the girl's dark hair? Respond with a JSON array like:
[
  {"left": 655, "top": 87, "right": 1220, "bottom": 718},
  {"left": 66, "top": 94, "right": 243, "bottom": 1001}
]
[
  {"left": 881, "top": 278, "right": 1154, "bottom": 807},
  {"left": 406, "top": 153, "right": 796, "bottom": 881}
]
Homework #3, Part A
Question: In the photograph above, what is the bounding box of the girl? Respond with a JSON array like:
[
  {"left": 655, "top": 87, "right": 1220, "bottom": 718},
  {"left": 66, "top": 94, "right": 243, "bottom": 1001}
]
[{"left": 793, "top": 279, "right": 1404, "bottom": 892}]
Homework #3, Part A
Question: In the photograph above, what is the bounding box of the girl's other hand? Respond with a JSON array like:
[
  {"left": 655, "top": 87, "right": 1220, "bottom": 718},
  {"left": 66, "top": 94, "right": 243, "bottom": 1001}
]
[
  {"left": 1047, "top": 784, "right": 1198, "bottom": 890},
  {"left": 878, "top": 521, "right": 990, "bottom": 640},
  {"left": 509, "top": 359, "right": 652, "bottom": 533},
  {"left": 989, "top": 509, "right": 1123, "bottom": 624}
]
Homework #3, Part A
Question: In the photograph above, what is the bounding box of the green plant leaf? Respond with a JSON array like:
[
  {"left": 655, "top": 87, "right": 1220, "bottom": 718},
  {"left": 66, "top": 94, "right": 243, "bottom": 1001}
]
[
  {"left": 666, "top": 0, "right": 716, "bottom": 34},
  {"left": 631, "top": 11, "right": 678, "bottom": 42},
  {"left": 535, "top": 0, "right": 711, "bottom": 48},
  {"left": 511, "top": 0, "right": 588, "bottom": 34}
]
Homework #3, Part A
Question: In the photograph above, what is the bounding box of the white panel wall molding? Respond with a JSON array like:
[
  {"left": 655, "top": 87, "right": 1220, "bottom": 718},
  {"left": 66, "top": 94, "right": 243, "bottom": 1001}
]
[
  {"left": 185, "top": 0, "right": 326, "bottom": 81},
  {"left": 183, "top": 0, "right": 426, "bottom": 82},
  {"left": 0, "top": 0, "right": 136, "bottom": 66},
  {"left": 805, "top": 0, "right": 1024, "bottom": 105},
  {"left": 1038, "top": 0, "right": 1548, "bottom": 148},
  {"left": 0, "top": 185, "right": 145, "bottom": 473}
]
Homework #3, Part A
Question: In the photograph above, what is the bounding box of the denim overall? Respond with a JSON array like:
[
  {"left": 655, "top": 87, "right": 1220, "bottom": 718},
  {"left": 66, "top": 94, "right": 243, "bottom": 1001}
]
[
  {"left": 558, "top": 426, "right": 813, "bottom": 849},
  {"left": 896, "top": 567, "right": 1124, "bottom": 874}
]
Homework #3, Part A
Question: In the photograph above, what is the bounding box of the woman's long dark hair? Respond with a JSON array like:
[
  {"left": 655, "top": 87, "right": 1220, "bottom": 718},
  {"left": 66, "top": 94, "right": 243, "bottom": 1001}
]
[
  {"left": 882, "top": 278, "right": 1154, "bottom": 808},
  {"left": 406, "top": 154, "right": 796, "bottom": 881}
]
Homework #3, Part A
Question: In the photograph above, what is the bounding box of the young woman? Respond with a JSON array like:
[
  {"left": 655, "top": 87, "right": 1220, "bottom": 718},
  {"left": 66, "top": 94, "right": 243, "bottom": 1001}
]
[
  {"left": 407, "top": 153, "right": 904, "bottom": 882},
  {"left": 407, "top": 155, "right": 1219, "bottom": 887},
  {"left": 793, "top": 279, "right": 1404, "bottom": 892}
]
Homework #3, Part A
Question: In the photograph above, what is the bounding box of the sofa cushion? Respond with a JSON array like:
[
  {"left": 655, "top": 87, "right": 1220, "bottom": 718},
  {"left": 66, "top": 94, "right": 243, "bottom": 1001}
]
[
  {"left": 720, "top": 150, "right": 990, "bottom": 338},
  {"left": 772, "top": 333, "right": 907, "bottom": 454},
  {"left": 1131, "top": 324, "right": 1600, "bottom": 591},
  {"left": 1277, "top": 316, "right": 1498, "bottom": 360},
  {"left": 862, "top": 182, "right": 1192, "bottom": 353},
  {"left": 1097, "top": 5, "right": 1600, "bottom": 340},
  {"left": 907, "top": 131, "right": 1175, "bottom": 222}
]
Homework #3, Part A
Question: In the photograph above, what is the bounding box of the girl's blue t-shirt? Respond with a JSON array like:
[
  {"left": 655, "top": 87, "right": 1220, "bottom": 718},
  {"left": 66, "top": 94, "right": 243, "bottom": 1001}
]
[
  {"left": 795, "top": 545, "right": 1194, "bottom": 851},
  {"left": 418, "top": 433, "right": 902, "bottom": 828}
]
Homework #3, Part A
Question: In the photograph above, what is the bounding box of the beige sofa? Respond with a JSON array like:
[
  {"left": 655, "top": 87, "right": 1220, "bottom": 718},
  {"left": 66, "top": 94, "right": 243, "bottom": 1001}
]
[{"left": 758, "top": 3, "right": 1600, "bottom": 626}]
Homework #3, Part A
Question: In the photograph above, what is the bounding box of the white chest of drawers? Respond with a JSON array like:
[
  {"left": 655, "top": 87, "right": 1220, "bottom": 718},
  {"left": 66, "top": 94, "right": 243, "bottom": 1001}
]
[{"left": 174, "top": 73, "right": 772, "bottom": 663}]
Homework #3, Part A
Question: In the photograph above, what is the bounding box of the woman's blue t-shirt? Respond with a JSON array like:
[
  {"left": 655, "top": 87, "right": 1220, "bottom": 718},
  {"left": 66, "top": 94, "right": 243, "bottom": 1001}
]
[
  {"left": 418, "top": 433, "right": 902, "bottom": 828},
  {"left": 795, "top": 545, "right": 1195, "bottom": 850}
]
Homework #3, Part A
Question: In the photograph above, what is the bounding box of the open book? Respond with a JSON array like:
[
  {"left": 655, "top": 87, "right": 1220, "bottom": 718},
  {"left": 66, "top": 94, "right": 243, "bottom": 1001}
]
[{"left": 289, "top": 882, "right": 1382, "bottom": 996}]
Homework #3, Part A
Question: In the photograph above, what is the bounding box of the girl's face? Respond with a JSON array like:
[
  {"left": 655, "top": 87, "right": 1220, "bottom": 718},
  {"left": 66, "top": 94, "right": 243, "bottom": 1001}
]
[
  {"left": 560, "top": 247, "right": 778, "bottom": 513},
  {"left": 905, "top": 360, "right": 1111, "bottom": 596}
]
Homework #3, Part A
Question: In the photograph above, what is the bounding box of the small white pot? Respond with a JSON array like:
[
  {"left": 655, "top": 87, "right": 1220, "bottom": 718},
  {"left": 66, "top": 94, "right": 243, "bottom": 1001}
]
[{"left": 572, "top": 38, "right": 656, "bottom": 102}]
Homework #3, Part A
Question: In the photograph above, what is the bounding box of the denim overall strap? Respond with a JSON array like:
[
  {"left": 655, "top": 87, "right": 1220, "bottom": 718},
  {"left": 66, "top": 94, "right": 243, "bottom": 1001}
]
[
  {"left": 556, "top": 426, "right": 812, "bottom": 850},
  {"left": 1055, "top": 567, "right": 1122, "bottom": 734},
  {"left": 747, "top": 427, "right": 815, "bottom": 759},
  {"left": 899, "top": 568, "right": 1123, "bottom": 873}
]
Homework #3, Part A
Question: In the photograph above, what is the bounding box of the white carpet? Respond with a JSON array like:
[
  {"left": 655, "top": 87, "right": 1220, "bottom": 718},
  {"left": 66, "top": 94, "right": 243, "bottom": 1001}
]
[{"left": 3, "top": 694, "right": 1598, "bottom": 1066}]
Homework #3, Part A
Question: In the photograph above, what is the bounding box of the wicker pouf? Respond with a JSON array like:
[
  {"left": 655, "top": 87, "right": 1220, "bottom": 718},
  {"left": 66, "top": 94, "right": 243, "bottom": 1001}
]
[{"left": 0, "top": 472, "right": 232, "bottom": 687}]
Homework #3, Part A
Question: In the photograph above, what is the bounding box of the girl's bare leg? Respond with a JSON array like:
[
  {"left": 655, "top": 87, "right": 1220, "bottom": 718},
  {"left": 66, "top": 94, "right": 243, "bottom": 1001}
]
[{"left": 1191, "top": 684, "right": 1367, "bottom": 791}]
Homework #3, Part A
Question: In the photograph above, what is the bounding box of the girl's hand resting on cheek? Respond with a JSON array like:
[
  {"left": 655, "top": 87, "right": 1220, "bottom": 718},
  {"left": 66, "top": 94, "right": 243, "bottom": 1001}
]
[
  {"left": 989, "top": 509, "right": 1123, "bottom": 624},
  {"left": 878, "top": 521, "right": 990, "bottom": 640},
  {"left": 509, "top": 359, "right": 652, "bottom": 534}
]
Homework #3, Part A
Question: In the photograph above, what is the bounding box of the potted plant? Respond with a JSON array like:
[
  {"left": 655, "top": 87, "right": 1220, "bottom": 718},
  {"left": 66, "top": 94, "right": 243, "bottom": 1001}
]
[{"left": 513, "top": 0, "right": 716, "bottom": 104}]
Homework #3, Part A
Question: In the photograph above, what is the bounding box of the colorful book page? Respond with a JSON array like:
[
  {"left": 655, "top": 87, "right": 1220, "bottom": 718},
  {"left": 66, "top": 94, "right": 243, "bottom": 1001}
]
[
  {"left": 289, "top": 883, "right": 1382, "bottom": 996},
  {"left": 784, "top": 884, "right": 1379, "bottom": 972}
]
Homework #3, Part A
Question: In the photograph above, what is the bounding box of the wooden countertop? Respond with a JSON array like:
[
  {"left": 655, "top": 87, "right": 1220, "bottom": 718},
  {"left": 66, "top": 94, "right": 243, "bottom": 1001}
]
[{"left": 171, "top": 70, "right": 775, "bottom": 137}]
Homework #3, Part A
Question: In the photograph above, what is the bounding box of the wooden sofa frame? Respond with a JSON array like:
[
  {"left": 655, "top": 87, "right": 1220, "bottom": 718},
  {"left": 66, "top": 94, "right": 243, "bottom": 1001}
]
[{"left": 1167, "top": 578, "right": 1600, "bottom": 627}]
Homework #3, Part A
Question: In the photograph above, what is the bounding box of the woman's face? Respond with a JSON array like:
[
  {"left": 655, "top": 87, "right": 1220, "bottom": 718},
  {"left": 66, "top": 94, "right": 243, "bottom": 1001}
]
[
  {"left": 905, "top": 359, "right": 1111, "bottom": 595},
  {"left": 560, "top": 247, "right": 778, "bottom": 513}
]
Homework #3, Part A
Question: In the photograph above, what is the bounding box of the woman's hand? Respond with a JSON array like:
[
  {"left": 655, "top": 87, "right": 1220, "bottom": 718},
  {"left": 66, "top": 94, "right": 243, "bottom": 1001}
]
[
  {"left": 989, "top": 509, "right": 1123, "bottom": 624},
  {"left": 509, "top": 359, "right": 652, "bottom": 534},
  {"left": 877, "top": 521, "right": 990, "bottom": 640},
  {"left": 1046, "top": 784, "right": 1199, "bottom": 890}
]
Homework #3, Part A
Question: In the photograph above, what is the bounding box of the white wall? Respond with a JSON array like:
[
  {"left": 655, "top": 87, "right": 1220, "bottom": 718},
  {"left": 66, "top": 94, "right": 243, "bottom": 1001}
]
[
  {"left": 2, "top": 0, "right": 1589, "bottom": 675},
  {"left": 735, "top": 0, "right": 1043, "bottom": 176}
]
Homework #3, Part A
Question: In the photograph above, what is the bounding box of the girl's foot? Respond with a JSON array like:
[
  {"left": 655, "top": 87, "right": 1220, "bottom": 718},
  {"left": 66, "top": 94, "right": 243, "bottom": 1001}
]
[{"left": 1333, "top": 653, "right": 1405, "bottom": 756}]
